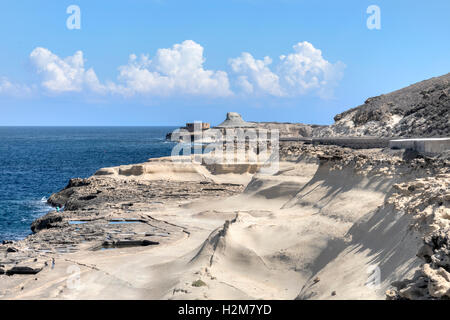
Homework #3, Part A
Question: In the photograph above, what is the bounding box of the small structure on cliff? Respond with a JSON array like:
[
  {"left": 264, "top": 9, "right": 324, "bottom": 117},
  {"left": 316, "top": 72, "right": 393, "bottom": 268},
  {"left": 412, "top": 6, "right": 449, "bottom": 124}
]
[
  {"left": 389, "top": 138, "right": 450, "bottom": 155},
  {"left": 185, "top": 122, "right": 210, "bottom": 132},
  {"left": 166, "top": 122, "right": 210, "bottom": 140}
]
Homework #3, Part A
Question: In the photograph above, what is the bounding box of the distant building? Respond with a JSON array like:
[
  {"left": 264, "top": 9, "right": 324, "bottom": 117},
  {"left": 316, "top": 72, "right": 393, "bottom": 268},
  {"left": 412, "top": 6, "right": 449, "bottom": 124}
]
[{"left": 185, "top": 122, "right": 210, "bottom": 132}]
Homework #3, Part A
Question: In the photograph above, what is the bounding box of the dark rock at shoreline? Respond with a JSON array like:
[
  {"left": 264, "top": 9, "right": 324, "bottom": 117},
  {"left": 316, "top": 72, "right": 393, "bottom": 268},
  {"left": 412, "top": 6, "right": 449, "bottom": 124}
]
[
  {"left": 31, "top": 212, "right": 63, "bottom": 233},
  {"left": 47, "top": 178, "right": 91, "bottom": 208}
]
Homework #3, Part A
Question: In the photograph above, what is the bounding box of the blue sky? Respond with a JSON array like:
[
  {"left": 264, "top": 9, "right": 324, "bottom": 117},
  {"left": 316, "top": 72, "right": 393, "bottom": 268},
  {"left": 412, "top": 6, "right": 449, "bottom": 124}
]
[{"left": 0, "top": 0, "right": 449, "bottom": 126}]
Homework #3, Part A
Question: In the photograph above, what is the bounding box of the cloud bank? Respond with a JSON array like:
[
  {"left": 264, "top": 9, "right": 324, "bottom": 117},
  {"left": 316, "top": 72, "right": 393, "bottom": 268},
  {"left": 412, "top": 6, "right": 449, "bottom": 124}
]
[
  {"left": 230, "top": 41, "right": 345, "bottom": 98},
  {"left": 1, "top": 40, "right": 344, "bottom": 100},
  {"left": 112, "top": 40, "right": 231, "bottom": 97},
  {"left": 0, "top": 77, "right": 33, "bottom": 97},
  {"left": 29, "top": 47, "right": 103, "bottom": 93}
]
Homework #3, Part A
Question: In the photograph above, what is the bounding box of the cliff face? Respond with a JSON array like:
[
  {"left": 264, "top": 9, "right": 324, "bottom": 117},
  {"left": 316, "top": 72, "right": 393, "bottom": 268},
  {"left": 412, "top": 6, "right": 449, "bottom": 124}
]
[
  {"left": 315, "top": 73, "right": 450, "bottom": 138},
  {"left": 250, "top": 122, "right": 326, "bottom": 138}
]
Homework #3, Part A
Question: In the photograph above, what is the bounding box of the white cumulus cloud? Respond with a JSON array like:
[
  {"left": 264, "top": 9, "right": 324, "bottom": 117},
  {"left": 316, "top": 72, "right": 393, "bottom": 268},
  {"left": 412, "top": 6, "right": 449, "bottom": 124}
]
[
  {"left": 29, "top": 47, "right": 104, "bottom": 93},
  {"left": 230, "top": 41, "right": 345, "bottom": 98},
  {"left": 112, "top": 40, "right": 231, "bottom": 97},
  {"left": 229, "top": 53, "right": 284, "bottom": 96},
  {"left": 27, "top": 41, "right": 231, "bottom": 98},
  {"left": 3, "top": 40, "right": 344, "bottom": 100}
]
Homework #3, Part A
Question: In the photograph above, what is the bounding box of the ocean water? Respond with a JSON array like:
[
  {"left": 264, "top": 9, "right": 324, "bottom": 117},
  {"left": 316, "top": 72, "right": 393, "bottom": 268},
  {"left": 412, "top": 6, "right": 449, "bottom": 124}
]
[{"left": 0, "top": 127, "right": 176, "bottom": 242}]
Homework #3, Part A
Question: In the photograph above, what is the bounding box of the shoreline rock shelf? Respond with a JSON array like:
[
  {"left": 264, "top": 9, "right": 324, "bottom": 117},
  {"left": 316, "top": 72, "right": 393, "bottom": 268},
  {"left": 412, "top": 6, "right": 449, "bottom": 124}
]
[
  {"left": 0, "top": 142, "right": 448, "bottom": 300},
  {"left": 0, "top": 73, "right": 448, "bottom": 300}
]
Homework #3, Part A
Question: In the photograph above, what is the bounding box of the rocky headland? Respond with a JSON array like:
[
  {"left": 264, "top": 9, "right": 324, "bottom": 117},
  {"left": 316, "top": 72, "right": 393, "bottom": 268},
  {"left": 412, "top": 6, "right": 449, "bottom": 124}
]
[
  {"left": 168, "top": 73, "right": 449, "bottom": 142},
  {"left": 315, "top": 72, "right": 450, "bottom": 138}
]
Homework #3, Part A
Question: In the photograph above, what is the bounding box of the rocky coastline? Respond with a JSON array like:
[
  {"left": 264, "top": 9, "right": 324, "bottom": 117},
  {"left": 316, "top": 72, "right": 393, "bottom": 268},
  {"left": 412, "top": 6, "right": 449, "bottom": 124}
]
[
  {"left": 0, "top": 141, "right": 448, "bottom": 299},
  {"left": 0, "top": 73, "right": 449, "bottom": 300}
]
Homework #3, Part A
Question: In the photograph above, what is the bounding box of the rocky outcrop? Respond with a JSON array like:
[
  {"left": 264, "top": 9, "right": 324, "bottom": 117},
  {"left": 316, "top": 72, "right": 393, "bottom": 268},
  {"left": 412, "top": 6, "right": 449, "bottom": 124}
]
[
  {"left": 168, "top": 73, "right": 449, "bottom": 141},
  {"left": 384, "top": 169, "right": 450, "bottom": 299},
  {"left": 167, "top": 112, "right": 323, "bottom": 141},
  {"left": 251, "top": 122, "right": 324, "bottom": 138},
  {"left": 47, "top": 178, "right": 90, "bottom": 208},
  {"left": 30, "top": 212, "right": 63, "bottom": 233},
  {"left": 315, "top": 73, "right": 450, "bottom": 138},
  {"left": 215, "top": 112, "right": 256, "bottom": 128}
]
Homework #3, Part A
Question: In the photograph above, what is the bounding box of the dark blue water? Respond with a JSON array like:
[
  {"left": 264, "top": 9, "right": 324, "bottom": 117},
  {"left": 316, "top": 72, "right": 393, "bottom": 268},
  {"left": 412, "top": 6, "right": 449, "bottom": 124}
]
[{"left": 0, "top": 127, "right": 176, "bottom": 242}]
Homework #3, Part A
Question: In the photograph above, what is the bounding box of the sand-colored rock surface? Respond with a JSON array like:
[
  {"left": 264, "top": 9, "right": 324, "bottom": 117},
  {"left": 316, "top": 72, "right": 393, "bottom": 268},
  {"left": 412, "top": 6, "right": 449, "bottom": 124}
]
[{"left": 1, "top": 142, "right": 448, "bottom": 300}]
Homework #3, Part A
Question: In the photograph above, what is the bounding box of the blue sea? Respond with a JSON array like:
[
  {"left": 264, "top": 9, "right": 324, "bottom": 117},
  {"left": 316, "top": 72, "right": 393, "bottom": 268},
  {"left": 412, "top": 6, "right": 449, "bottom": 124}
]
[{"left": 0, "top": 127, "right": 176, "bottom": 242}]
